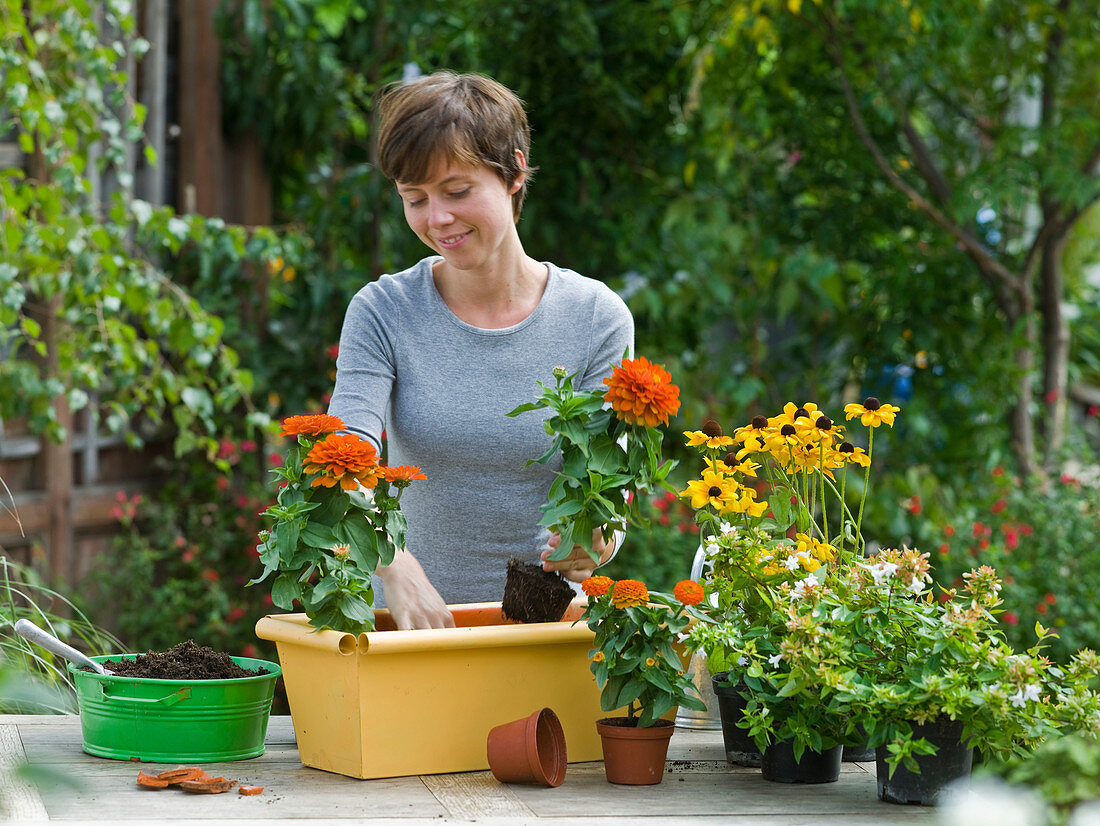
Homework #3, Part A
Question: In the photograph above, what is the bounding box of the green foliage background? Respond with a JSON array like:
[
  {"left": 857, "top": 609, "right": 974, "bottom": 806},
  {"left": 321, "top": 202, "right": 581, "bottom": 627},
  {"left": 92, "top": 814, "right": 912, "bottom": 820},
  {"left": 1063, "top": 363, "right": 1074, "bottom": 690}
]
[{"left": 3, "top": 1, "right": 1099, "bottom": 667}]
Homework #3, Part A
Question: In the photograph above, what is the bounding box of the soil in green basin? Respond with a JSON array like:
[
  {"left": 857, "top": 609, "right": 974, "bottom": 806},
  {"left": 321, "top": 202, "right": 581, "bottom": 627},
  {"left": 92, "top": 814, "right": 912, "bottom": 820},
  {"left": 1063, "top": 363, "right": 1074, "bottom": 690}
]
[
  {"left": 501, "top": 557, "right": 575, "bottom": 624},
  {"left": 83, "top": 640, "right": 268, "bottom": 679}
]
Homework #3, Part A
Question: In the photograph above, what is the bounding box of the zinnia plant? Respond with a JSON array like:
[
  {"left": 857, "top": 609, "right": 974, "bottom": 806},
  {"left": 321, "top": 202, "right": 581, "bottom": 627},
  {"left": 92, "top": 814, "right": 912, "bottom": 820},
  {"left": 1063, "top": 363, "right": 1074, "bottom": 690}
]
[
  {"left": 507, "top": 357, "right": 680, "bottom": 564},
  {"left": 252, "top": 414, "right": 425, "bottom": 633},
  {"left": 580, "top": 574, "right": 710, "bottom": 727}
]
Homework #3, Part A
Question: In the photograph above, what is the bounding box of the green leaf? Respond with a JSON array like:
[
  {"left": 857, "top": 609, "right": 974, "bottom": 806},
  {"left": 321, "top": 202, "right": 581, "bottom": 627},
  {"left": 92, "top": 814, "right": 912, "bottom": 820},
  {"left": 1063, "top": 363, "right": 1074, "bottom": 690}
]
[
  {"left": 338, "top": 514, "right": 381, "bottom": 571},
  {"left": 339, "top": 592, "right": 375, "bottom": 623},
  {"left": 538, "top": 498, "right": 583, "bottom": 526},
  {"left": 588, "top": 437, "right": 625, "bottom": 475},
  {"left": 271, "top": 573, "right": 303, "bottom": 610},
  {"left": 300, "top": 522, "right": 334, "bottom": 548},
  {"left": 506, "top": 400, "right": 545, "bottom": 417}
]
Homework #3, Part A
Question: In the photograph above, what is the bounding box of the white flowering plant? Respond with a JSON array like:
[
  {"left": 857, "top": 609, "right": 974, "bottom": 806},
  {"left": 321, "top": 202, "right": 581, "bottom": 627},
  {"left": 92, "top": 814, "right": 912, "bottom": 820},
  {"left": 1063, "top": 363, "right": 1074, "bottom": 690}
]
[{"left": 687, "top": 547, "right": 1100, "bottom": 771}]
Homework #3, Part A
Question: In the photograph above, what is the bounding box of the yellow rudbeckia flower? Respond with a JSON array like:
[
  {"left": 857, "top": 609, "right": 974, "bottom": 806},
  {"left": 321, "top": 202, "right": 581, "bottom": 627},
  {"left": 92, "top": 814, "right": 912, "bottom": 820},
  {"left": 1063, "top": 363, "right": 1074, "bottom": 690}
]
[
  {"left": 774, "top": 401, "right": 821, "bottom": 427},
  {"left": 685, "top": 430, "right": 735, "bottom": 449},
  {"left": 795, "top": 533, "right": 836, "bottom": 563},
  {"left": 844, "top": 397, "right": 901, "bottom": 428},
  {"left": 837, "top": 441, "right": 871, "bottom": 467},
  {"left": 680, "top": 469, "right": 741, "bottom": 511}
]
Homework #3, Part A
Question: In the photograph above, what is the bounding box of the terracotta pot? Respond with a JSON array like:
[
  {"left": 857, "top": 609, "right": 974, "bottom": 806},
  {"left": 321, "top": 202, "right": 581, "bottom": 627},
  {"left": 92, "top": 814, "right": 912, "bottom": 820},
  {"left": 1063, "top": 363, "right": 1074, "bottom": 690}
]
[
  {"left": 486, "top": 707, "right": 567, "bottom": 787},
  {"left": 596, "top": 718, "right": 675, "bottom": 785}
]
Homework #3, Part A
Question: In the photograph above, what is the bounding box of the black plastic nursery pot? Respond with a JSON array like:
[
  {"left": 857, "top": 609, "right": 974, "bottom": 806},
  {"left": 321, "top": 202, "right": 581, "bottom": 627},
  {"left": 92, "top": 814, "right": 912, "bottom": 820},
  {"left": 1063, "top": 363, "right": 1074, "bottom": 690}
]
[
  {"left": 842, "top": 725, "right": 876, "bottom": 762},
  {"left": 876, "top": 716, "right": 973, "bottom": 805},
  {"left": 762, "top": 740, "right": 843, "bottom": 784},
  {"left": 711, "top": 671, "right": 761, "bottom": 767}
]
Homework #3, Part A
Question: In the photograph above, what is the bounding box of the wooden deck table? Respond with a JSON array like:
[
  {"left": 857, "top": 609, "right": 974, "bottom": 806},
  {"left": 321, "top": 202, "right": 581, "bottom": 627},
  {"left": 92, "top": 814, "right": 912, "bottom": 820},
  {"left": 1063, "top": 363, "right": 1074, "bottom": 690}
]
[{"left": 1, "top": 715, "right": 933, "bottom": 824}]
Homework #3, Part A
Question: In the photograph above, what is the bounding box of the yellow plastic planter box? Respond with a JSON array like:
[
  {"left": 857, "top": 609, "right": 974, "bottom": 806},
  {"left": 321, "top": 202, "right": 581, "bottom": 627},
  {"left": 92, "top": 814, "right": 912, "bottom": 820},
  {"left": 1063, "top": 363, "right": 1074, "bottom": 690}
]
[{"left": 255, "top": 600, "right": 612, "bottom": 779}]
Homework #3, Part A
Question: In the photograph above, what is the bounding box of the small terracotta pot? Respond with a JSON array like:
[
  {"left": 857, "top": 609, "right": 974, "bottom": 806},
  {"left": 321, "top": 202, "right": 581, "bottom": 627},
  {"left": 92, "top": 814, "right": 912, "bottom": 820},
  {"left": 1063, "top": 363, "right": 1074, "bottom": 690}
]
[
  {"left": 486, "top": 707, "right": 567, "bottom": 787},
  {"left": 596, "top": 718, "right": 675, "bottom": 785}
]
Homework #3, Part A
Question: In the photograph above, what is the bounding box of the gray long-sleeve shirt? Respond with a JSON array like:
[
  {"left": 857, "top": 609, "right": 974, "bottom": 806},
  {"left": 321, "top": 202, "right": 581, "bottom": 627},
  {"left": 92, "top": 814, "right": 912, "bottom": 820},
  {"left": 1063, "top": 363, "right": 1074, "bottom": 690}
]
[{"left": 327, "top": 256, "right": 635, "bottom": 605}]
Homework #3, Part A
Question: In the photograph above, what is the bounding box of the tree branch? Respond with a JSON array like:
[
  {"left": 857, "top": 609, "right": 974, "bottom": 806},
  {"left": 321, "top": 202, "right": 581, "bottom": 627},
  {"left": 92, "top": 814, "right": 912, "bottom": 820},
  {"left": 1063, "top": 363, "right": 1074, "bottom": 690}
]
[
  {"left": 817, "top": 12, "right": 1022, "bottom": 300},
  {"left": 899, "top": 112, "right": 953, "bottom": 204},
  {"left": 1082, "top": 138, "right": 1100, "bottom": 176}
]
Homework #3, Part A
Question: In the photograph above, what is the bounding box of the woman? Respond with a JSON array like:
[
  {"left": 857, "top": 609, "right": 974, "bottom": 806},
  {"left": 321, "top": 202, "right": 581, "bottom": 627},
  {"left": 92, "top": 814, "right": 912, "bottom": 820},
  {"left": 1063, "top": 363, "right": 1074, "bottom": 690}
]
[{"left": 327, "top": 71, "right": 634, "bottom": 629}]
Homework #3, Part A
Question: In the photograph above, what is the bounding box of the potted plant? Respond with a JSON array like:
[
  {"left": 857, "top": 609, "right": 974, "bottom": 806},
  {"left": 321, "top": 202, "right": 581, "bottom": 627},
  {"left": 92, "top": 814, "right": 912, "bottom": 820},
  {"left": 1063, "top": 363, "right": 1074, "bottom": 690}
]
[
  {"left": 579, "top": 574, "right": 709, "bottom": 785},
  {"left": 252, "top": 413, "right": 424, "bottom": 635},
  {"left": 253, "top": 415, "right": 606, "bottom": 778},
  {"left": 680, "top": 399, "right": 901, "bottom": 779},
  {"left": 769, "top": 546, "right": 1100, "bottom": 804},
  {"left": 687, "top": 570, "right": 854, "bottom": 783},
  {"left": 504, "top": 357, "right": 680, "bottom": 621},
  {"left": 254, "top": 363, "right": 684, "bottom": 780}
]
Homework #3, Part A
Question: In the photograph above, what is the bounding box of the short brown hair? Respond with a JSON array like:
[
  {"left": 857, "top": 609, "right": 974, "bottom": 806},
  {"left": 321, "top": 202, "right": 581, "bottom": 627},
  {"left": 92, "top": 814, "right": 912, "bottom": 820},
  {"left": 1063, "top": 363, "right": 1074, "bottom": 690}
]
[{"left": 374, "top": 71, "right": 535, "bottom": 220}]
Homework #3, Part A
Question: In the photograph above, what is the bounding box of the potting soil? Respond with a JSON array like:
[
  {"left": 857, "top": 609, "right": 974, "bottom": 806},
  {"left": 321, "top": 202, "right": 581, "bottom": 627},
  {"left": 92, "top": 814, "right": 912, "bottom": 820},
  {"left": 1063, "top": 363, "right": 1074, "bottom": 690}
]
[
  {"left": 500, "top": 557, "right": 575, "bottom": 623},
  {"left": 90, "top": 640, "right": 268, "bottom": 679}
]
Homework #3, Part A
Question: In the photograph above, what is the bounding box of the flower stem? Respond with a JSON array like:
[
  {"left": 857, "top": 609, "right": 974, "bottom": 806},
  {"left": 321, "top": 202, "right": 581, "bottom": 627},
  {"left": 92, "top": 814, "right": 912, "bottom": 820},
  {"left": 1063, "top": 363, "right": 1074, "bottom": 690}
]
[
  {"left": 838, "top": 465, "right": 848, "bottom": 556},
  {"left": 854, "top": 428, "right": 874, "bottom": 555},
  {"left": 818, "top": 444, "right": 829, "bottom": 546}
]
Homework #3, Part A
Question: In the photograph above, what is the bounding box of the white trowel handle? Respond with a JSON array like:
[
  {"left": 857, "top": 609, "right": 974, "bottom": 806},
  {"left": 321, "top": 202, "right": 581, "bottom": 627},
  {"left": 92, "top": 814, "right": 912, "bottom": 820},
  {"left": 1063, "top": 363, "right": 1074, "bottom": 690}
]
[{"left": 13, "top": 619, "right": 109, "bottom": 675}]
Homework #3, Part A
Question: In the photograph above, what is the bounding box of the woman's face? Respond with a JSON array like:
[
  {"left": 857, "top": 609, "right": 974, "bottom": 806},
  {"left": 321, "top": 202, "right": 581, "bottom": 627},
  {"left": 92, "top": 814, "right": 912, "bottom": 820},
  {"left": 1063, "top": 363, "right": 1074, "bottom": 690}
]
[{"left": 396, "top": 155, "right": 525, "bottom": 274}]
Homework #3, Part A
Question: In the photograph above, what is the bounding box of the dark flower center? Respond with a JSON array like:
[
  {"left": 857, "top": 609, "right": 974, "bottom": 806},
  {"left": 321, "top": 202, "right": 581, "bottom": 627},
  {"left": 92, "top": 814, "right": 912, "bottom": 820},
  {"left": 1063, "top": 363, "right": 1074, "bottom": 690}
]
[
  {"left": 863, "top": 397, "right": 881, "bottom": 411},
  {"left": 781, "top": 424, "right": 796, "bottom": 436},
  {"left": 816, "top": 416, "right": 832, "bottom": 430},
  {"left": 839, "top": 441, "right": 855, "bottom": 453},
  {"left": 701, "top": 419, "right": 723, "bottom": 437},
  {"left": 708, "top": 486, "right": 723, "bottom": 498},
  {"left": 752, "top": 415, "right": 768, "bottom": 429},
  {"left": 793, "top": 407, "right": 810, "bottom": 419},
  {"left": 723, "top": 452, "right": 740, "bottom": 467}
]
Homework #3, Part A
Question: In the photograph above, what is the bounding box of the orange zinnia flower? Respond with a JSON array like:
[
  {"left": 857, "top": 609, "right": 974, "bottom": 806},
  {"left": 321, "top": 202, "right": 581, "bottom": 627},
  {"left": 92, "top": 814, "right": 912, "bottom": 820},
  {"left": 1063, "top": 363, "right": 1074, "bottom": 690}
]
[
  {"left": 303, "top": 433, "right": 381, "bottom": 491},
  {"left": 380, "top": 465, "right": 427, "bottom": 487},
  {"left": 610, "top": 579, "right": 649, "bottom": 609},
  {"left": 673, "top": 579, "right": 705, "bottom": 606},
  {"left": 582, "top": 575, "right": 614, "bottom": 597},
  {"left": 280, "top": 414, "right": 346, "bottom": 437},
  {"left": 603, "top": 357, "right": 681, "bottom": 427}
]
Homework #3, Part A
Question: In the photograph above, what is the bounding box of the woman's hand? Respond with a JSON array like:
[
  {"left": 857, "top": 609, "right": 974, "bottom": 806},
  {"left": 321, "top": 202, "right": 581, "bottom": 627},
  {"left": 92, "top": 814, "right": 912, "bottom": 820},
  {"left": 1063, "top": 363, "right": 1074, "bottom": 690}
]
[
  {"left": 541, "top": 528, "right": 617, "bottom": 583},
  {"left": 377, "top": 550, "right": 456, "bottom": 630}
]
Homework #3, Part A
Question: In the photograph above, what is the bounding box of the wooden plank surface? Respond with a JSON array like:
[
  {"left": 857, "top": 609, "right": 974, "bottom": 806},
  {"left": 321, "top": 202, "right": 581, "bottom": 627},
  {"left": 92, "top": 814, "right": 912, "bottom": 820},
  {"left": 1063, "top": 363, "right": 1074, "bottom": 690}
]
[
  {"left": 3, "top": 715, "right": 934, "bottom": 823},
  {"left": 0, "top": 724, "right": 49, "bottom": 821}
]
